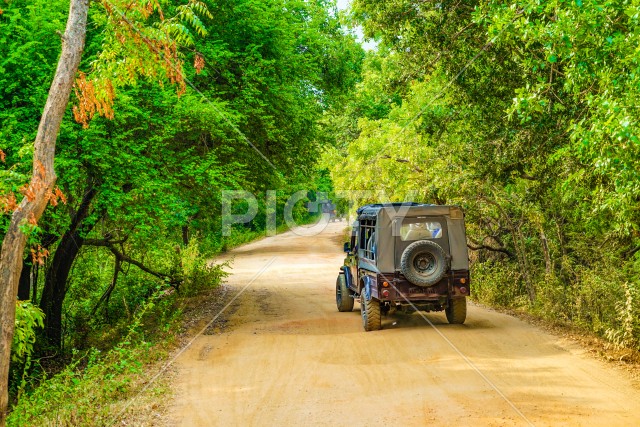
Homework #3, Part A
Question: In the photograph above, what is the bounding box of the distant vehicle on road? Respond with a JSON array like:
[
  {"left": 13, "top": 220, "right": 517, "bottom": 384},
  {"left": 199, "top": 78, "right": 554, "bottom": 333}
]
[
  {"left": 311, "top": 200, "right": 339, "bottom": 222},
  {"left": 336, "top": 203, "right": 470, "bottom": 331}
]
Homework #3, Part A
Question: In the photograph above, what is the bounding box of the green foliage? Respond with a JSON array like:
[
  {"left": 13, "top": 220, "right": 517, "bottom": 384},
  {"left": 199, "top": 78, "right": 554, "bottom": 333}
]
[
  {"left": 605, "top": 281, "right": 640, "bottom": 350},
  {"left": 10, "top": 301, "right": 45, "bottom": 398},
  {"left": 328, "top": 0, "right": 640, "bottom": 349},
  {"left": 471, "top": 261, "right": 527, "bottom": 309},
  {"left": 7, "top": 295, "right": 159, "bottom": 426},
  {"left": 179, "top": 237, "right": 229, "bottom": 296},
  {"left": 1, "top": 0, "right": 363, "bottom": 416},
  {"left": 0, "top": 0, "right": 68, "bottom": 207},
  {"left": 11, "top": 302, "right": 44, "bottom": 365}
]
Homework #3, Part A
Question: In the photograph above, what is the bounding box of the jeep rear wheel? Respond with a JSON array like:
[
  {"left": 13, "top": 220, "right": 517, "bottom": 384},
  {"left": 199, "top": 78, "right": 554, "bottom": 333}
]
[
  {"left": 360, "top": 292, "right": 381, "bottom": 331},
  {"left": 400, "top": 240, "right": 447, "bottom": 286},
  {"left": 336, "top": 274, "right": 354, "bottom": 312},
  {"left": 446, "top": 297, "right": 467, "bottom": 324}
]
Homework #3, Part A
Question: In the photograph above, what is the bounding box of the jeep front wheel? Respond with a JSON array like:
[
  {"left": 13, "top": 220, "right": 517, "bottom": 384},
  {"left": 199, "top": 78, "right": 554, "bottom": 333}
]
[
  {"left": 360, "top": 292, "right": 381, "bottom": 331},
  {"left": 336, "top": 274, "right": 354, "bottom": 312},
  {"left": 445, "top": 297, "right": 467, "bottom": 324}
]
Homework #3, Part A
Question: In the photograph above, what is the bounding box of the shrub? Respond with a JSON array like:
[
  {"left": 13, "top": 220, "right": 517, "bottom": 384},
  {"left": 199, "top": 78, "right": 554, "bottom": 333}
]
[
  {"left": 8, "top": 295, "right": 157, "bottom": 426},
  {"left": 471, "top": 260, "right": 528, "bottom": 308},
  {"left": 179, "top": 236, "right": 228, "bottom": 296},
  {"left": 10, "top": 301, "right": 44, "bottom": 397}
]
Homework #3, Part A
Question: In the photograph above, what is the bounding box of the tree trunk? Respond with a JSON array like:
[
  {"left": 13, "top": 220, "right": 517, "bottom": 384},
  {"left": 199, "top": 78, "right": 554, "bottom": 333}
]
[
  {"left": 0, "top": 1, "right": 88, "bottom": 423},
  {"left": 516, "top": 226, "right": 536, "bottom": 304},
  {"left": 32, "top": 264, "right": 39, "bottom": 303},
  {"left": 539, "top": 229, "right": 552, "bottom": 276},
  {"left": 40, "top": 231, "right": 83, "bottom": 349},
  {"left": 17, "top": 259, "right": 31, "bottom": 301},
  {"left": 182, "top": 225, "right": 189, "bottom": 246},
  {"left": 92, "top": 257, "right": 123, "bottom": 319},
  {"left": 40, "top": 184, "right": 98, "bottom": 349}
]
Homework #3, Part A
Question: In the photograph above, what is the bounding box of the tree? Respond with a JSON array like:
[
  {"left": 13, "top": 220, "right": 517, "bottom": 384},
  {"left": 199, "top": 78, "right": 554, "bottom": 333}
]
[
  {"left": 0, "top": 0, "right": 215, "bottom": 420},
  {"left": 327, "top": 0, "right": 640, "bottom": 345},
  {"left": 0, "top": 1, "right": 89, "bottom": 423},
  {"left": 0, "top": 0, "right": 365, "bottom": 418}
]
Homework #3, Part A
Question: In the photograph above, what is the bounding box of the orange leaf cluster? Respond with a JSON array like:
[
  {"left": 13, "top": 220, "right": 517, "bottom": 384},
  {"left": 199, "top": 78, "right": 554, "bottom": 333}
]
[
  {"left": 0, "top": 192, "right": 18, "bottom": 214},
  {"left": 35, "top": 160, "right": 46, "bottom": 180},
  {"left": 27, "top": 212, "right": 37, "bottom": 226},
  {"left": 136, "top": 32, "right": 186, "bottom": 95},
  {"left": 30, "top": 245, "right": 50, "bottom": 266},
  {"left": 115, "top": 1, "right": 185, "bottom": 96},
  {"left": 19, "top": 174, "right": 46, "bottom": 202},
  {"left": 19, "top": 184, "right": 36, "bottom": 202},
  {"left": 72, "top": 72, "right": 115, "bottom": 128},
  {"left": 143, "top": 1, "right": 154, "bottom": 18},
  {"left": 194, "top": 54, "right": 205, "bottom": 75},
  {"left": 75, "top": 0, "right": 188, "bottom": 128},
  {"left": 153, "top": 39, "right": 185, "bottom": 95},
  {"left": 0, "top": 148, "right": 5, "bottom": 162},
  {"left": 46, "top": 186, "right": 68, "bottom": 207},
  {"left": 139, "top": 0, "right": 162, "bottom": 19}
]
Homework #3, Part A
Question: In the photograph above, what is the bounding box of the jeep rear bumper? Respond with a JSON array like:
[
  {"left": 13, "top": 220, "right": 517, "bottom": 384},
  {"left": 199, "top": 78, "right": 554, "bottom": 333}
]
[{"left": 368, "top": 270, "right": 470, "bottom": 302}]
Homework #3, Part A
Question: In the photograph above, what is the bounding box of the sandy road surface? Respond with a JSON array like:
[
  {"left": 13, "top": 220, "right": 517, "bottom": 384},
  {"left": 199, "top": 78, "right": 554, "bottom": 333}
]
[{"left": 168, "top": 221, "right": 640, "bottom": 426}]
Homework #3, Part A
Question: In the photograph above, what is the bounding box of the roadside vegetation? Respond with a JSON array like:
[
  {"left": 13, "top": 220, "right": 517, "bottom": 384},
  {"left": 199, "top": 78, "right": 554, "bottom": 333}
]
[
  {"left": 324, "top": 0, "right": 640, "bottom": 351},
  {"left": 2, "top": 0, "right": 640, "bottom": 424},
  {"left": 0, "top": 0, "right": 361, "bottom": 423}
]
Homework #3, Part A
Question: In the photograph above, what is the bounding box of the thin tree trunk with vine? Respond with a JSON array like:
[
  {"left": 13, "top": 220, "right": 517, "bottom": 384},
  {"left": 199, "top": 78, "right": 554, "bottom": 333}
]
[
  {"left": 539, "top": 228, "right": 552, "bottom": 276},
  {"left": 517, "top": 226, "right": 536, "bottom": 304},
  {"left": 0, "top": 1, "right": 88, "bottom": 423}
]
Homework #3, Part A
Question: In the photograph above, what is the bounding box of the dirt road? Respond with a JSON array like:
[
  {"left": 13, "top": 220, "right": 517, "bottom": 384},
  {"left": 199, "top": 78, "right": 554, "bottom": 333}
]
[{"left": 168, "top": 221, "right": 640, "bottom": 426}]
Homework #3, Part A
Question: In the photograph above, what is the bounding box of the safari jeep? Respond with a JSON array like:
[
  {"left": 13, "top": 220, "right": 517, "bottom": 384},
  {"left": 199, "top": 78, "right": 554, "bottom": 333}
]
[{"left": 336, "top": 203, "right": 470, "bottom": 331}]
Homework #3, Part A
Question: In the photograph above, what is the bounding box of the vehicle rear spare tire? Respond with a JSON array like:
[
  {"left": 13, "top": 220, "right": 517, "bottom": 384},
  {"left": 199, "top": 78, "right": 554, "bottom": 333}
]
[{"left": 400, "top": 240, "right": 447, "bottom": 286}]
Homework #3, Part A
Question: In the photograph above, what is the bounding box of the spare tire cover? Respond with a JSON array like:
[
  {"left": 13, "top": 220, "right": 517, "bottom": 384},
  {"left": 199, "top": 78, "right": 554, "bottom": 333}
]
[{"left": 400, "top": 240, "right": 447, "bottom": 286}]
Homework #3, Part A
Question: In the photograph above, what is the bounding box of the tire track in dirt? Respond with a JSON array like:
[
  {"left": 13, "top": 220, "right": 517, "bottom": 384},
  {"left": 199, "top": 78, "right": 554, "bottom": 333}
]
[{"left": 166, "top": 221, "right": 640, "bottom": 426}]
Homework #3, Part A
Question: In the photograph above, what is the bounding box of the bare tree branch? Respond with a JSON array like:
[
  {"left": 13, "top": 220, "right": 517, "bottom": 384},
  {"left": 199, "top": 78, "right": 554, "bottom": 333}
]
[
  {"left": 467, "top": 237, "right": 514, "bottom": 258},
  {"left": 85, "top": 240, "right": 182, "bottom": 286}
]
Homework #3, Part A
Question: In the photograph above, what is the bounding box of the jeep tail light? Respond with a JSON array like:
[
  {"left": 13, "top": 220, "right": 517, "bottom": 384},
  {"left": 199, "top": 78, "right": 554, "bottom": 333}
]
[
  {"left": 382, "top": 281, "right": 390, "bottom": 287},
  {"left": 459, "top": 278, "right": 466, "bottom": 284},
  {"left": 381, "top": 289, "right": 390, "bottom": 298}
]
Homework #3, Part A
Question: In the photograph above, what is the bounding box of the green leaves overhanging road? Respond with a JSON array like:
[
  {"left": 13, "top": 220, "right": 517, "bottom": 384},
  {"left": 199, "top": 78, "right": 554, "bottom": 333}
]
[
  {"left": 1, "top": 0, "right": 640, "bottom": 424},
  {"left": 324, "top": 0, "right": 640, "bottom": 347}
]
